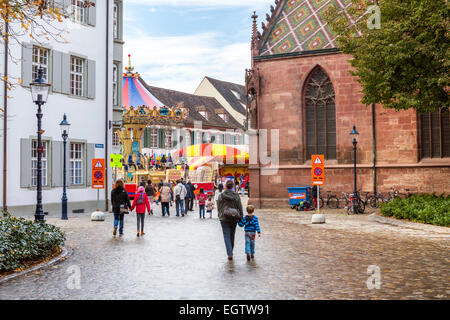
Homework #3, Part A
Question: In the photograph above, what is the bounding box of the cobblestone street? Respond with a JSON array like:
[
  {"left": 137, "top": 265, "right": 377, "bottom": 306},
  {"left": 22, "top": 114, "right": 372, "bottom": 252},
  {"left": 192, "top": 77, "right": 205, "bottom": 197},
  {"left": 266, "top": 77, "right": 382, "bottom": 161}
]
[{"left": 0, "top": 199, "right": 449, "bottom": 300}]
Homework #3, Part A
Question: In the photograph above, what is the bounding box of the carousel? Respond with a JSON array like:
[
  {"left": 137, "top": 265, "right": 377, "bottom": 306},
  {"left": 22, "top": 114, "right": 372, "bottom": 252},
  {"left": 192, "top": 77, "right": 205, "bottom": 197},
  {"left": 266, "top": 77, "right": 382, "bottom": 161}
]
[{"left": 117, "top": 56, "right": 187, "bottom": 199}]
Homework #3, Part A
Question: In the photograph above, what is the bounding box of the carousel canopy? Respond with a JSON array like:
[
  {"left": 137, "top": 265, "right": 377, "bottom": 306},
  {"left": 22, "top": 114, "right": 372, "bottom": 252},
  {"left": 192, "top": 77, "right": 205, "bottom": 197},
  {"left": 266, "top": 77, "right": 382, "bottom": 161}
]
[{"left": 123, "top": 54, "right": 164, "bottom": 110}]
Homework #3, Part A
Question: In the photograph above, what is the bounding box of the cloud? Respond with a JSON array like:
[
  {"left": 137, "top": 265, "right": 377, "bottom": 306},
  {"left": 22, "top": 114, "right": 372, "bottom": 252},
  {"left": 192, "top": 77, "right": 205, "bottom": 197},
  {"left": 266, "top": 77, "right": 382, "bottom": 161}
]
[
  {"left": 126, "top": 0, "right": 273, "bottom": 9},
  {"left": 124, "top": 30, "right": 250, "bottom": 93}
]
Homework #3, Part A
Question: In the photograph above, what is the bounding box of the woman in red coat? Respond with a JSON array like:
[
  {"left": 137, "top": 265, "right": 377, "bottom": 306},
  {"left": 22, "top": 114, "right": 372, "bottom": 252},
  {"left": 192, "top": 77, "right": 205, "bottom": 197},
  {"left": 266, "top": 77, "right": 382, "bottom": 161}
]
[{"left": 131, "top": 186, "right": 151, "bottom": 237}]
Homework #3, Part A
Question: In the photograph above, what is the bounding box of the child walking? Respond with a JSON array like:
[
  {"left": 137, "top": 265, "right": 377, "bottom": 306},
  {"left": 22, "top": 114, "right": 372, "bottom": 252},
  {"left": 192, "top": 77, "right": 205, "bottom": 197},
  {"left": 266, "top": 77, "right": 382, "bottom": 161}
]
[
  {"left": 206, "top": 195, "right": 214, "bottom": 219},
  {"left": 131, "top": 186, "right": 151, "bottom": 237},
  {"left": 238, "top": 205, "right": 261, "bottom": 261},
  {"left": 198, "top": 188, "right": 207, "bottom": 219}
]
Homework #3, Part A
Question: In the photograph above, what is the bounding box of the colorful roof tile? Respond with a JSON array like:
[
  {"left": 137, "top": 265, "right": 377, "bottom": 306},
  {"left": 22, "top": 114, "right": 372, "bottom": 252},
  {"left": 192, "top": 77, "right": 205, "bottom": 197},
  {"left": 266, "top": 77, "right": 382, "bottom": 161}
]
[{"left": 259, "top": 0, "right": 353, "bottom": 56}]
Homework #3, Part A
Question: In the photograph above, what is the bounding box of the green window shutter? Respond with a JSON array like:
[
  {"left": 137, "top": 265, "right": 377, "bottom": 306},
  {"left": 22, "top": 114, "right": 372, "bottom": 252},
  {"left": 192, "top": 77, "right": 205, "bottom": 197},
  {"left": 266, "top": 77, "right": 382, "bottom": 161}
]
[
  {"left": 172, "top": 130, "right": 178, "bottom": 149},
  {"left": 61, "top": 53, "right": 71, "bottom": 95},
  {"left": 88, "top": 0, "right": 96, "bottom": 26},
  {"left": 158, "top": 129, "right": 164, "bottom": 148},
  {"left": 20, "top": 139, "right": 32, "bottom": 188},
  {"left": 52, "top": 50, "right": 63, "bottom": 93},
  {"left": 87, "top": 59, "right": 96, "bottom": 99},
  {"left": 51, "top": 141, "right": 64, "bottom": 187},
  {"left": 85, "top": 144, "right": 95, "bottom": 187},
  {"left": 21, "top": 43, "right": 33, "bottom": 88}
]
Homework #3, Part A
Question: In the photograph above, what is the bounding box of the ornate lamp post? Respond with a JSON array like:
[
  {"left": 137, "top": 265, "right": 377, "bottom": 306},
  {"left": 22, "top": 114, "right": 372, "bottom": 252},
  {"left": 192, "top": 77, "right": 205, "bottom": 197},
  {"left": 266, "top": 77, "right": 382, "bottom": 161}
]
[
  {"left": 59, "top": 114, "right": 71, "bottom": 220},
  {"left": 350, "top": 125, "right": 360, "bottom": 214},
  {"left": 30, "top": 66, "right": 51, "bottom": 223}
]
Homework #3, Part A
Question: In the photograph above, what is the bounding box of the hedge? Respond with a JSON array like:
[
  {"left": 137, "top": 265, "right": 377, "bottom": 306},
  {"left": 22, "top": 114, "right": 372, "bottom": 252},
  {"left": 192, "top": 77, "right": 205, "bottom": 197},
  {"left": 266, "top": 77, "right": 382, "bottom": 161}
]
[
  {"left": 380, "top": 194, "right": 450, "bottom": 227},
  {"left": 0, "top": 212, "right": 66, "bottom": 273}
]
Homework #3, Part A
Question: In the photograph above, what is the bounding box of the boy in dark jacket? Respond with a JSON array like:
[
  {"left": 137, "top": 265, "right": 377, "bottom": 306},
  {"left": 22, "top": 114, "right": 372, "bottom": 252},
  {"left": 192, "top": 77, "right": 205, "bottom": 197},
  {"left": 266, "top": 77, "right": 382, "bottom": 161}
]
[{"left": 238, "top": 205, "right": 261, "bottom": 261}]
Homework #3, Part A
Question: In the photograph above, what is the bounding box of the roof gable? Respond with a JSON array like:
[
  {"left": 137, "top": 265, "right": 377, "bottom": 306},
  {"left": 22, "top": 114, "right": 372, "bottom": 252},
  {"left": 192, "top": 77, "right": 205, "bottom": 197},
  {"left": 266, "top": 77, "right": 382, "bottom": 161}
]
[
  {"left": 205, "top": 77, "right": 246, "bottom": 115},
  {"left": 259, "top": 0, "right": 353, "bottom": 56}
]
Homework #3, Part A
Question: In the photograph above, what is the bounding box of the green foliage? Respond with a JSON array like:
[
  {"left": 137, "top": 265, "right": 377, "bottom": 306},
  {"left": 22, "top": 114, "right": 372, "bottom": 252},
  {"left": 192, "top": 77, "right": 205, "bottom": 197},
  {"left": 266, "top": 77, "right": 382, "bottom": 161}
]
[
  {"left": 380, "top": 194, "right": 450, "bottom": 227},
  {"left": 324, "top": 0, "right": 449, "bottom": 113},
  {"left": 0, "top": 214, "right": 66, "bottom": 273}
]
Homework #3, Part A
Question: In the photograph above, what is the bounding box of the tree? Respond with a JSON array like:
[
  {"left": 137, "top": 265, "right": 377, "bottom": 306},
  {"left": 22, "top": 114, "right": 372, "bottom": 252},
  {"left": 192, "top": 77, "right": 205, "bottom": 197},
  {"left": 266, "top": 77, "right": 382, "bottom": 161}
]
[
  {"left": 0, "top": 0, "right": 67, "bottom": 110},
  {"left": 325, "top": 0, "right": 449, "bottom": 113}
]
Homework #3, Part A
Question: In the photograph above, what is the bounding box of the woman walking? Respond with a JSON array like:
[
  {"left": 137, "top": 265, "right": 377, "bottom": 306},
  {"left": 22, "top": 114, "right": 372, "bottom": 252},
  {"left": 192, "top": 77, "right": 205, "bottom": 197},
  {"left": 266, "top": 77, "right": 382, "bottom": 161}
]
[
  {"left": 111, "top": 180, "right": 131, "bottom": 236},
  {"left": 160, "top": 182, "right": 172, "bottom": 217},
  {"left": 145, "top": 180, "right": 156, "bottom": 215},
  {"left": 131, "top": 186, "right": 151, "bottom": 237},
  {"left": 217, "top": 180, "right": 244, "bottom": 260}
]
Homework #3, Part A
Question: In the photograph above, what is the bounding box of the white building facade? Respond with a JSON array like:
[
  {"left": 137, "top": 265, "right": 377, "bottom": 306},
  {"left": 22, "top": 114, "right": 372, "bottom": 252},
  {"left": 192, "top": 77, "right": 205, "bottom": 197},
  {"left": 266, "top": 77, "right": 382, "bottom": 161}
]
[{"left": 0, "top": 0, "right": 117, "bottom": 214}]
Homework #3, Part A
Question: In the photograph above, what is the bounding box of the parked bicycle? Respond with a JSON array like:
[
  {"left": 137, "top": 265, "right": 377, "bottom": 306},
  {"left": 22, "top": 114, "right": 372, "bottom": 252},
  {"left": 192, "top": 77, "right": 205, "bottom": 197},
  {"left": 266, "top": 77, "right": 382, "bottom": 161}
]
[
  {"left": 318, "top": 191, "right": 340, "bottom": 209},
  {"left": 346, "top": 191, "right": 366, "bottom": 215}
]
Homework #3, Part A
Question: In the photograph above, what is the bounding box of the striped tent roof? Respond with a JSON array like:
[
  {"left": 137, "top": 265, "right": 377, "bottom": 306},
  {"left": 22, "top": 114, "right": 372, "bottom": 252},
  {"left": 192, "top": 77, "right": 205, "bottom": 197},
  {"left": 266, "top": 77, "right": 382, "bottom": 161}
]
[{"left": 122, "top": 54, "right": 164, "bottom": 110}]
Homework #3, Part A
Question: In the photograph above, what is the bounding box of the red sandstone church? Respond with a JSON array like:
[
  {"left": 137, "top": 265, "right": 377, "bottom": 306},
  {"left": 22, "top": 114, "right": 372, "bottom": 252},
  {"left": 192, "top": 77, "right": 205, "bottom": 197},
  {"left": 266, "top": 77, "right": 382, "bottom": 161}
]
[{"left": 245, "top": 0, "right": 449, "bottom": 208}]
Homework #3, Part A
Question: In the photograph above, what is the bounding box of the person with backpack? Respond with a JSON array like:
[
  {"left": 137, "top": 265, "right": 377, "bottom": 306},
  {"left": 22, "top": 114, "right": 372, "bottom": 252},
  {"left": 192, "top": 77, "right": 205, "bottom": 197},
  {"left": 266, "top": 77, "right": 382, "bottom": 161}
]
[
  {"left": 145, "top": 180, "right": 156, "bottom": 215},
  {"left": 198, "top": 188, "right": 207, "bottom": 219},
  {"left": 131, "top": 186, "right": 151, "bottom": 237},
  {"left": 174, "top": 180, "right": 187, "bottom": 217},
  {"left": 218, "top": 180, "right": 244, "bottom": 260},
  {"left": 111, "top": 180, "right": 131, "bottom": 237}
]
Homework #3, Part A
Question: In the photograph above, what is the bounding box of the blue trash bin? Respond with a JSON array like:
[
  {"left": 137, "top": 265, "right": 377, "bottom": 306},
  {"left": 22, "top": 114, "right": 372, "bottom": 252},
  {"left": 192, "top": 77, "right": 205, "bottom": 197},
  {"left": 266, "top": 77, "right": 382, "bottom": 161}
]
[{"left": 287, "top": 186, "right": 312, "bottom": 210}]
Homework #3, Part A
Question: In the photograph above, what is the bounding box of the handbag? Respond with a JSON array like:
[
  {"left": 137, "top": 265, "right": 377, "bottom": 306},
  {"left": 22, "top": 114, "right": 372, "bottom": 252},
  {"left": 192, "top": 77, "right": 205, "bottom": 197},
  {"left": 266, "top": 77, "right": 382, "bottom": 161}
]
[
  {"left": 120, "top": 203, "right": 129, "bottom": 214},
  {"left": 223, "top": 207, "right": 240, "bottom": 220}
]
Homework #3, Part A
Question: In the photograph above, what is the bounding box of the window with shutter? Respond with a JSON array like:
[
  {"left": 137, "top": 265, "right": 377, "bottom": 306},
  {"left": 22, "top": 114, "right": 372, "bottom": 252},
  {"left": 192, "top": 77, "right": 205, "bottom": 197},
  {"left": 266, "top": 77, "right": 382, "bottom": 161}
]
[
  {"left": 304, "top": 67, "right": 337, "bottom": 160},
  {"left": 420, "top": 108, "right": 450, "bottom": 159}
]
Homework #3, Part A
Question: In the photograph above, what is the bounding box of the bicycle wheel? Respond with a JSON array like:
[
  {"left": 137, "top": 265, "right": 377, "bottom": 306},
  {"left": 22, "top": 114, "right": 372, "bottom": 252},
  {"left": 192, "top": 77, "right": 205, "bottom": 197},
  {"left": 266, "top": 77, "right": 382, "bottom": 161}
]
[
  {"left": 338, "top": 196, "right": 348, "bottom": 209},
  {"left": 318, "top": 197, "right": 324, "bottom": 209},
  {"left": 327, "top": 196, "right": 339, "bottom": 209},
  {"left": 368, "top": 196, "right": 378, "bottom": 208},
  {"left": 357, "top": 199, "right": 366, "bottom": 214},
  {"left": 347, "top": 202, "right": 355, "bottom": 215}
]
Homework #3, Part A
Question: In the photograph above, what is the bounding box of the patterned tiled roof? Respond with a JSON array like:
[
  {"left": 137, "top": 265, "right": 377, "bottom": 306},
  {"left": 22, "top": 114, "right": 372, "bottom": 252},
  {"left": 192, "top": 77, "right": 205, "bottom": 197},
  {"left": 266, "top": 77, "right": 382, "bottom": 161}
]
[{"left": 259, "top": 0, "right": 353, "bottom": 56}]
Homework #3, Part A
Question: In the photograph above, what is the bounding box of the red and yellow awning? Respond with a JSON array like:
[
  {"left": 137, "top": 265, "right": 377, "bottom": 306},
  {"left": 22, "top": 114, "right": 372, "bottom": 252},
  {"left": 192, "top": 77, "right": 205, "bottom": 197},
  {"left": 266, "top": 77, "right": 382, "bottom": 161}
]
[{"left": 174, "top": 144, "right": 249, "bottom": 166}]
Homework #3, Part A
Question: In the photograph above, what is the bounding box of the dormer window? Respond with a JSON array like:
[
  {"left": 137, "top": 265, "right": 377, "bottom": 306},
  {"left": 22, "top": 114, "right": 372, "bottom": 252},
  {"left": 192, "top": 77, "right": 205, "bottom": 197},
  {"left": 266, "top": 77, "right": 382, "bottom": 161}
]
[
  {"left": 199, "top": 110, "right": 209, "bottom": 120},
  {"left": 218, "top": 113, "right": 229, "bottom": 122}
]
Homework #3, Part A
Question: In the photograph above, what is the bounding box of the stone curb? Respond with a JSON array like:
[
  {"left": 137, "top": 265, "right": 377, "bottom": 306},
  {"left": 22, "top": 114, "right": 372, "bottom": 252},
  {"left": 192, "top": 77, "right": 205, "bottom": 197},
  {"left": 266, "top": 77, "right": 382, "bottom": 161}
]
[
  {"left": 368, "top": 213, "right": 450, "bottom": 235},
  {"left": 0, "top": 246, "right": 73, "bottom": 285}
]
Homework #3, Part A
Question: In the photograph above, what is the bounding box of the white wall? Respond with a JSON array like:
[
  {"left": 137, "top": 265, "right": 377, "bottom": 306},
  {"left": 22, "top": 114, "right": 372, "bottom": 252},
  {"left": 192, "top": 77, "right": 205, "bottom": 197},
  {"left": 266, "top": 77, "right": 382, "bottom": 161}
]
[{"left": 1, "top": 1, "right": 113, "bottom": 208}]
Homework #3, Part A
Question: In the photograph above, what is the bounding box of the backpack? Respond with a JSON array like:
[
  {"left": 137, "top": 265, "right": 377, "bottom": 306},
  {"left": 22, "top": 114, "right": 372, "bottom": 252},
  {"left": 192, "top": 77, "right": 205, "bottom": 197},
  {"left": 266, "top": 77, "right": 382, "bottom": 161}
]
[
  {"left": 219, "top": 193, "right": 241, "bottom": 221},
  {"left": 137, "top": 192, "right": 144, "bottom": 205},
  {"left": 198, "top": 193, "right": 206, "bottom": 203}
]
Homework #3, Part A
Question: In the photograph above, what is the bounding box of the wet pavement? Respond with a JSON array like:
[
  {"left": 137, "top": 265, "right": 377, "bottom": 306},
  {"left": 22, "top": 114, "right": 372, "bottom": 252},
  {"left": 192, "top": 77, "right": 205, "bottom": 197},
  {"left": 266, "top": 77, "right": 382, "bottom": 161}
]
[{"left": 0, "top": 199, "right": 449, "bottom": 300}]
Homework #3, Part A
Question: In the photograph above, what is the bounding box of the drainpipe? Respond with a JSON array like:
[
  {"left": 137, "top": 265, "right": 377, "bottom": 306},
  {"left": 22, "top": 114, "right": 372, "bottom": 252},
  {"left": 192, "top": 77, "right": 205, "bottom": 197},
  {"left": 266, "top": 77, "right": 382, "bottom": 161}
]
[
  {"left": 372, "top": 103, "right": 377, "bottom": 194},
  {"left": 105, "top": 0, "right": 110, "bottom": 212},
  {"left": 2, "top": 17, "right": 9, "bottom": 211}
]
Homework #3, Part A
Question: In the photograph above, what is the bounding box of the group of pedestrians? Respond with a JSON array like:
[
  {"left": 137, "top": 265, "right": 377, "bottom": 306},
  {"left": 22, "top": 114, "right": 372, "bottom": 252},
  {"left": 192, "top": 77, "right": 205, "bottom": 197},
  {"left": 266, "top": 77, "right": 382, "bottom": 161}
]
[{"left": 111, "top": 178, "right": 261, "bottom": 261}]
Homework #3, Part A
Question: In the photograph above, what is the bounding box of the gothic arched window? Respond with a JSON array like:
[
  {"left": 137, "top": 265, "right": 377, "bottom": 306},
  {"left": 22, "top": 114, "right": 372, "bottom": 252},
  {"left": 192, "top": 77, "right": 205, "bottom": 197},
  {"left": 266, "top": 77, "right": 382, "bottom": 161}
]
[
  {"left": 420, "top": 108, "right": 450, "bottom": 158},
  {"left": 304, "top": 67, "right": 337, "bottom": 160}
]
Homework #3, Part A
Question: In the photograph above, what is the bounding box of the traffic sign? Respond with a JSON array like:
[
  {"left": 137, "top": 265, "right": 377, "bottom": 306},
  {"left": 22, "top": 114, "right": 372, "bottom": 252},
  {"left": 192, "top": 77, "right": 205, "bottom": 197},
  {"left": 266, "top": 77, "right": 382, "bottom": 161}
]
[
  {"left": 312, "top": 155, "right": 325, "bottom": 186},
  {"left": 92, "top": 159, "right": 105, "bottom": 189}
]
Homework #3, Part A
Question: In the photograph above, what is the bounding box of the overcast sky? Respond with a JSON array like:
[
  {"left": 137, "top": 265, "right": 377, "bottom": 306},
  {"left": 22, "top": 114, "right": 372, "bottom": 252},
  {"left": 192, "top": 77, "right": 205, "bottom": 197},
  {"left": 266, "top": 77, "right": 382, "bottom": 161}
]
[{"left": 123, "top": 0, "right": 274, "bottom": 93}]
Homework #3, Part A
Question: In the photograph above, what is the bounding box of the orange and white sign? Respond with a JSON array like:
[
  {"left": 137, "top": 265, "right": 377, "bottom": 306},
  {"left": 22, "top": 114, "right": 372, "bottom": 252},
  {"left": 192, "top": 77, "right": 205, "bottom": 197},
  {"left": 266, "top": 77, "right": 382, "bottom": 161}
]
[
  {"left": 92, "top": 159, "right": 105, "bottom": 189},
  {"left": 312, "top": 155, "right": 325, "bottom": 186}
]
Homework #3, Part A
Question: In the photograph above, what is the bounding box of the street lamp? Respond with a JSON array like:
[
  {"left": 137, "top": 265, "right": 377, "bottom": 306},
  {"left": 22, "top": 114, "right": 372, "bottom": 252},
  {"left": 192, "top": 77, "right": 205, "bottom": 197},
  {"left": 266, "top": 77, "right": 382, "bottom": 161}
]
[
  {"left": 30, "top": 66, "right": 51, "bottom": 223},
  {"left": 59, "top": 114, "right": 71, "bottom": 220},
  {"left": 350, "top": 125, "right": 359, "bottom": 214}
]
